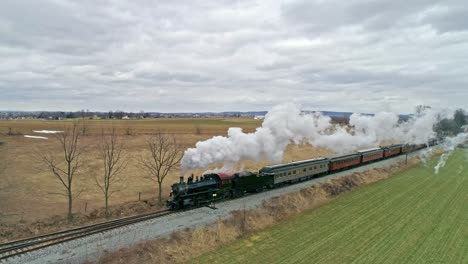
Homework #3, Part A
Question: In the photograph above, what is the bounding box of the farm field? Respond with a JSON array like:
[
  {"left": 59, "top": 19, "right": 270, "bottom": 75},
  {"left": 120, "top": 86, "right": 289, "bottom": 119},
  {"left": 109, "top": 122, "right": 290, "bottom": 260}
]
[
  {"left": 0, "top": 118, "right": 261, "bottom": 136},
  {"left": 0, "top": 118, "right": 333, "bottom": 223},
  {"left": 192, "top": 150, "right": 468, "bottom": 264}
]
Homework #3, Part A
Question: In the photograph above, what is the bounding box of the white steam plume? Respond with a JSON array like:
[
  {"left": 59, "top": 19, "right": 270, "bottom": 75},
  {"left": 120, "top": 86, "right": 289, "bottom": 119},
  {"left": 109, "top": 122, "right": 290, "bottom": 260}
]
[
  {"left": 181, "top": 103, "right": 440, "bottom": 173},
  {"left": 418, "top": 148, "right": 433, "bottom": 166},
  {"left": 434, "top": 133, "right": 468, "bottom": 174}
]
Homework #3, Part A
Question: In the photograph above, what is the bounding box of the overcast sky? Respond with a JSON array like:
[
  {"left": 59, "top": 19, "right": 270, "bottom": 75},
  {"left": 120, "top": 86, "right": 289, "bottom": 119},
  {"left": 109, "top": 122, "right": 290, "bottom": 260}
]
[{"left": 1, "top": 0, "right": 467, "bottom": 113}]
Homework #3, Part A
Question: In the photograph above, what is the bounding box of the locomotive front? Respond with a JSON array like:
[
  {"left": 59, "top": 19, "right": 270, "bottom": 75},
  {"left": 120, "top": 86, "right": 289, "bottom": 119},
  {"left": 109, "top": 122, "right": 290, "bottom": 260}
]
[{"left": 166, "top": 175, "right": 220, "bottom": 209}]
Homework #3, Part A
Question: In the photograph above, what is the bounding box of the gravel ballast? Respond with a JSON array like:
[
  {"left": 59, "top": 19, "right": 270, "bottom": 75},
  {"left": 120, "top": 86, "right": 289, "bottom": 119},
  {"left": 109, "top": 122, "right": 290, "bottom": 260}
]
[{"left": 2, "top": 152, "right": 422, "bottom": 264}]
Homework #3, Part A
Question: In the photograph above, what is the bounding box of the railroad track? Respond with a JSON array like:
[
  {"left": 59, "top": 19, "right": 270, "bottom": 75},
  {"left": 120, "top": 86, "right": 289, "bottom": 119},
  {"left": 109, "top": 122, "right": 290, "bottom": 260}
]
[{"left": 0, "top": 209, "right": 173, "bottom": 262}]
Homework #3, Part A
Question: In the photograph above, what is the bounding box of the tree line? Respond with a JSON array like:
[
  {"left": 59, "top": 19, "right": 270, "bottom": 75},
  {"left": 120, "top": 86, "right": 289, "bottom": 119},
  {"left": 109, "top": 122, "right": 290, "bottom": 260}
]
[
  {"left": 434, "top": 108, "right": 467, "bottom": 135},
  {"left": 0, "top": 110, "right": 153, "bottom": 120}
]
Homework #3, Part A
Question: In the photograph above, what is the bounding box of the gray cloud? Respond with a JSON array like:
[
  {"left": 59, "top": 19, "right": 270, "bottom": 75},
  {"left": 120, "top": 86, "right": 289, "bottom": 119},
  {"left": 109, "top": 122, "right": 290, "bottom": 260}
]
[{"left": 0, "top": 0, "right": 467, "bottom": 113}]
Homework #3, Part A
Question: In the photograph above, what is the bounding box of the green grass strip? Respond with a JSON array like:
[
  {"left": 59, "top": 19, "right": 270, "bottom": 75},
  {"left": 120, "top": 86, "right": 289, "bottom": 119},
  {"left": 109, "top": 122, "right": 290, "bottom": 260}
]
[{"left": 192, "top": 150, "right": 468, "bottom": 264}]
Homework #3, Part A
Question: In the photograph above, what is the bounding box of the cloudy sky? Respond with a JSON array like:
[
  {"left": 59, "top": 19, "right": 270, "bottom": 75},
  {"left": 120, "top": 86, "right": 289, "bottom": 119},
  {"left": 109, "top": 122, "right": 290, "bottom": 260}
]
[{"left": 1, "top": 0, "right": 467, "bottom": 113}]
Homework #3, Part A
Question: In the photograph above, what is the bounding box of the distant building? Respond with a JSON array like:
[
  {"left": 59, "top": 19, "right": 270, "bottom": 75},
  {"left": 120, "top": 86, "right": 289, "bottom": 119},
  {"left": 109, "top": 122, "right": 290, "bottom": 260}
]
[{"left": 254, "top": 115, "right": 265, "bottom": 120}]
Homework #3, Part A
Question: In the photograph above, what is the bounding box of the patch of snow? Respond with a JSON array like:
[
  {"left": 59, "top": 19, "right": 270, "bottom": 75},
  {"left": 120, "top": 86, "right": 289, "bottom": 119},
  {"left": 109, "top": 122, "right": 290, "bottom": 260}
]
[
  {"left": 24, "top": 135, "right": 48, "bottom": 140},
  {"left": 33, "top": 130, "right": 63, "bottom": 134}
]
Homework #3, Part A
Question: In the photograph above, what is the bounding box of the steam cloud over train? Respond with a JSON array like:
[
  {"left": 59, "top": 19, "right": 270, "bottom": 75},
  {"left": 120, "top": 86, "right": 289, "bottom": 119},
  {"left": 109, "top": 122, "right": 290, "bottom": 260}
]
[{"left": 167, "top": 138, "right": 441, "bottom": 209}]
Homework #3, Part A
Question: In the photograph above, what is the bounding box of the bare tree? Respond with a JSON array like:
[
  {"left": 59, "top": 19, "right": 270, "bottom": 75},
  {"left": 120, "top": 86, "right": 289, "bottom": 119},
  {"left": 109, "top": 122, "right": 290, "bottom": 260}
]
[
  {"left": 0, "top": 163, "right": 5, "bottom": 177},
  {"left": 41, "top": 122, "right": 84, "bottom": 221},
  {"left": 415, "top": 105, "right": 431, "bottom": 116},
  {"left": 79, "top": 109, "right": 89, "bottom": 135},
  {"left": 0, "top": 140, "right": 6, "bottom": 177},
  {"left": 194, "top": 125, "right": 202, "bottom": 135},
  {"left": 139, "top": 132, "right": 183, "bottom": 204},
  {"left": 95, "top": 128, "right": 128, "bottom": 217}
]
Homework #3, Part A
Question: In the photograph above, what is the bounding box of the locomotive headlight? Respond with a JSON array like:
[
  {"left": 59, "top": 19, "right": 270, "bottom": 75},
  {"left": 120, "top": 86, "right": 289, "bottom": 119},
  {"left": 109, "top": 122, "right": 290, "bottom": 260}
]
[{"left": 212, "top": 193, "right": 217, "bottom": 197}]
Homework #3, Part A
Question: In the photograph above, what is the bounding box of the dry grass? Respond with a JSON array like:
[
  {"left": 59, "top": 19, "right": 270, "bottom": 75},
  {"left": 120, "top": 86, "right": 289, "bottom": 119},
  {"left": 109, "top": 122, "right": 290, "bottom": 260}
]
[
  {"left": 0, "top": 118, "right": 333, "bottom": 241},
  {"left": 0, "top": 199, "right": 163, "bottom": 243},
  {"left": 95, "top": 158, "right": 422, "bottom": 264}
]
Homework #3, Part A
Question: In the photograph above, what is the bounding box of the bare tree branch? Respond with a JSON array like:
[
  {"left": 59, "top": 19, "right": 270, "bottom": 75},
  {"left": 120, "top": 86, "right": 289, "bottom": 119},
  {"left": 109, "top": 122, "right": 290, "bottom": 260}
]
[
  {"left": 0, "top": 164, "right": 5, "bottom": 177},
  {"left": 94, "top": 128, "right": 129, "bottom": 216},
  {"left": 138, "top": 131, "right": 183, "bottom": 204},
  {"left": 39, "top": 121, "right": 84, "bottom": 221}
]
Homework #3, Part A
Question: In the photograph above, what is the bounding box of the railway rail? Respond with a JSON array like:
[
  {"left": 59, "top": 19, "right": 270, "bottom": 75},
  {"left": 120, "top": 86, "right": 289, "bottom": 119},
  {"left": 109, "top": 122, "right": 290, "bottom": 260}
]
[{"left": 0, "top": 209, "right": 173, "bottom": 261}]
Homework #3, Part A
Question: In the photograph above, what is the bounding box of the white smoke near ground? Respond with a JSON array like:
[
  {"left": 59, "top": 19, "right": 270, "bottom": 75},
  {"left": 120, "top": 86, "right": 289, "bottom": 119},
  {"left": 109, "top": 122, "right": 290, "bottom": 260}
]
[
  {"left": 418, "top": 148, "right": 433, "bottom": 166},
  {"left": 434, "top": 133, "right": 468, "bottom": 174},
  {"left": 181, "top": 103, "right": 443, "bottom": 173}
]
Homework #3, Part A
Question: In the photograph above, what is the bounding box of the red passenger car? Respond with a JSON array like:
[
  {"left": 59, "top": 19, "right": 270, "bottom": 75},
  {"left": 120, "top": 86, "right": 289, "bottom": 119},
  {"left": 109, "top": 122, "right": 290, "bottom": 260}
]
[
  {"left": 329, "top": 154, "right": 362, "bottom": 171},
  {"left": 358, "top": 148, "right": 384, "bottom": 163},
  {"left": 401, "top": 144, "right": 412, "bottom": 153},
  {"left": 383, "top": 144, "right": 402, "bottom": 158}
]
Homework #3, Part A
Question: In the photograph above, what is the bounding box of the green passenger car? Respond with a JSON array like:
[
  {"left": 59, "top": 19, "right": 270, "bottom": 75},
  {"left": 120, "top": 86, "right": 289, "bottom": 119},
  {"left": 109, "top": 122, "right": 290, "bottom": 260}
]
[{"left": 259, "top": 158, "right": 329, "bottom": 185}]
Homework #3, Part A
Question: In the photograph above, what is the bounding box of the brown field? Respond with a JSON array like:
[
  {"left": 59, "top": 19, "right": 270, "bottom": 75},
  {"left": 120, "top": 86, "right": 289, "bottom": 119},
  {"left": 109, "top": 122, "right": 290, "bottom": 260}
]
[{"left": 0, "top": 118, "right": 333, "bottom": 226}]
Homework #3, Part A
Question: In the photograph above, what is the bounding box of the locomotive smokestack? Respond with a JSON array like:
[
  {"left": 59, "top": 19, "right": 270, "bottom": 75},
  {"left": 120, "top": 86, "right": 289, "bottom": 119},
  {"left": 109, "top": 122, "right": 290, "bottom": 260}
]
[{"left": 180, "top": 176, "right": 184, "bottom": 184}]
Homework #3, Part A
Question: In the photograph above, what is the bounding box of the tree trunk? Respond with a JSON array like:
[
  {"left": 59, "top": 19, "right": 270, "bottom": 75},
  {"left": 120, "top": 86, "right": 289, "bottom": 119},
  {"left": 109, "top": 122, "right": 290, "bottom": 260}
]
[
  {"left": 68, "top": 190, "right": 73, "bottom": 221},
  {"left": 105, "top": 193, "right": 109, "bottom": 217},
  {"left": 158, "top": 181, "right": 163, "bottom": 205}
]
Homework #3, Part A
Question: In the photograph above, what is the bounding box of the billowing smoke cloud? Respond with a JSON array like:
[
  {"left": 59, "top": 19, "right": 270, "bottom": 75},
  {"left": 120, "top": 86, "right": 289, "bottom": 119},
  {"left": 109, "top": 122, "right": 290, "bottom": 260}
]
[
  {"left": 181, "top": 103, "right": 440, "bottom": 172},
  {"left": 434, "top": 133, "right": 468, "bottom": 174}
]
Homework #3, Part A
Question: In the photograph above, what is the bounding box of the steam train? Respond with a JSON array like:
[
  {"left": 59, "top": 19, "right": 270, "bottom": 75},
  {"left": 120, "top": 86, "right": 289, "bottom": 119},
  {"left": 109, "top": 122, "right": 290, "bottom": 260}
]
[{"left": 166, "top": 138, "right": 441, "bottom": 210}]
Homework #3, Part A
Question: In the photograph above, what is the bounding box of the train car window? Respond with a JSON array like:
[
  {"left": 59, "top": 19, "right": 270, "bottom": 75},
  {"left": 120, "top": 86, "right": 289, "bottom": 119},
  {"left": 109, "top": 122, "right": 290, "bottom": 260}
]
[
  {"left": 293, "top": 170, "right": 296, "bottom": 174},
  {"left": 303, "top": 168, "right": 306, "bottom": 172},
  {"left": 288, "top": 172, "right": 291, "bottom": 175}
]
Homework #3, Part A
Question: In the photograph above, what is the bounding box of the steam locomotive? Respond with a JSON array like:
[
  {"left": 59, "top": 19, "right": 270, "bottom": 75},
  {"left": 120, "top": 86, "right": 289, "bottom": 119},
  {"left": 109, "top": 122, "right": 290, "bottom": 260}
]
[{"left": 166, "top": 138, "right": 441, "bottom": 209}]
